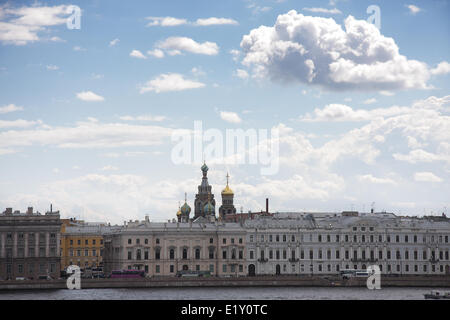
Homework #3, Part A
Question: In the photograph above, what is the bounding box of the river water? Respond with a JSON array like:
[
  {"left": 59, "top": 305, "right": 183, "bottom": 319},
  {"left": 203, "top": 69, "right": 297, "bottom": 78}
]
[{"left": 0, "top": 287, "right": 443, "bottom": 300}]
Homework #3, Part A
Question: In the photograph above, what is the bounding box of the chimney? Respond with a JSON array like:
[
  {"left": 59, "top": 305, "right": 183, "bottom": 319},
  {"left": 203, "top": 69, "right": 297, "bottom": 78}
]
[
  {"left": 5, "top": 208, "right": 12, "bottom": 215},
  {"left": 266, "top": 198, "right": 269, "bottom": 214},
  {"left": 27, "top": 207, "right": 33, "bottom": 215},
  {"left": 50, "top": 204, "right": 52, "bottom": 213}
]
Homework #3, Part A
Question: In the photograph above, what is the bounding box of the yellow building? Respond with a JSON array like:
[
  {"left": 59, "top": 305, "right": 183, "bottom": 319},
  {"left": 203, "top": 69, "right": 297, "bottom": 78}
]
[{"left": 60, "top": 218, "right": 109, "bottom": 271}]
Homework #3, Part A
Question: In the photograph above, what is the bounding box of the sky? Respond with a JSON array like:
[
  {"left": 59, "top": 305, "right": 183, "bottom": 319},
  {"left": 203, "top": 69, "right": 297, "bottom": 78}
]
[{"left": 0, "top": 0, "right": 449, "bottom": 224}]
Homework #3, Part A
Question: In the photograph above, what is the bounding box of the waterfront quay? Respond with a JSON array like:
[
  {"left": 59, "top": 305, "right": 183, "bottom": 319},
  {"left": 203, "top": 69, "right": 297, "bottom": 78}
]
[{"left": 1, "top": 275, "right": 450, "bottom": 290}]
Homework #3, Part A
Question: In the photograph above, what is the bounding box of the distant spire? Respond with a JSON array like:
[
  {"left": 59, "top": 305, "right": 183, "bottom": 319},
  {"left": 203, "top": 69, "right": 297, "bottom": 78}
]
[
  {"left": 226, "top": 172, "right": 230, "bottom": 186},
  {"left": 184, "top": 192, "right": 187, "bottom": 203}
]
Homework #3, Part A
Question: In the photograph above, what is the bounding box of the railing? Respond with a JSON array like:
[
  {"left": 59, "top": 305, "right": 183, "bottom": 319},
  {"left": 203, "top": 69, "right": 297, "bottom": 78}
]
[
  {"left": 351, "top": 258, "right": 378, "bottom": 263},
  {"left": 257, "top": 258, "right": 268, "bottom": 263}
]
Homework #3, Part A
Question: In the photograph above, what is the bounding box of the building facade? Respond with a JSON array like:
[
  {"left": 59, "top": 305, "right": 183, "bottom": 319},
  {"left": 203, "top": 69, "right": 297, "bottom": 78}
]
[
  {"left": 103, "top": 217, "right": 247, "bottom": 277},
  {"left": 0, "top": 207, "right": 61, "bottom": 280},
  {"left": 60, "top": 219, "right": 119, "bottom": 271},
  {"left": 245, "top": 212, "right": 450, "bottom": 276}
]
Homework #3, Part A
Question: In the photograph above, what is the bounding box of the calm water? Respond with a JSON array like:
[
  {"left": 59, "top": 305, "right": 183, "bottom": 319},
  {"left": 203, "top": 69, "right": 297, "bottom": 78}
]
[{"left": 0, "top": 287, "right": 444, "bottom": 300}]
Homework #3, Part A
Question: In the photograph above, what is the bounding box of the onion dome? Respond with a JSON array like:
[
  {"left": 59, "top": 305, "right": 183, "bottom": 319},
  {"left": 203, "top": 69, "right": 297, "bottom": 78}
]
[
  {"left": 176, "top": 202, "right": 182, "bottom": 216},
  {"left": 222, "top": 184, "right": 234, "bottom": 195},
  {"left": 203, "top": 201, "right": 215, "bottom": 214},
  {"left": 221, "top": 172, "right": 234, "bottom": 195},
  {"left": 180, "top": 202, "right": 191, "bottom": 215}
]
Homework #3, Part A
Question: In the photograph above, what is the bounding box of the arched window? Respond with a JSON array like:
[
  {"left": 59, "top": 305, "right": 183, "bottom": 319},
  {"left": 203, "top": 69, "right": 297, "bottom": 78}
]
[
  {"left": 169, "top": 249, "right": 174, "bottom": 260},
  {"left": 183, "top": 248, "right": 188, "bottom": 260},
  {"left": 195, "top": 248, "right": 200, "bottom": 259}
]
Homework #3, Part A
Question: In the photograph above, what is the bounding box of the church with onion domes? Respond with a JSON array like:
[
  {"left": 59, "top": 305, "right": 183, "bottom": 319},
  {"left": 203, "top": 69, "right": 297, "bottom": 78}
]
[{"left": 176, "top": 162, "right": 236, "bottom": 222}]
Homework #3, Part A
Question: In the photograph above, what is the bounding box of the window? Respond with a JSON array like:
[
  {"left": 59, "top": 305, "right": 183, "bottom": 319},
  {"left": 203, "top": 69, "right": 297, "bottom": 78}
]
[
  {"left": 309, "top": 250, "right": 313, "bottom": 260},
  {"left": 127, "top": 251, "right": 132, "bottom": 260},
  {"left": 336, "top": 250, "right": 340, "bottom": 259},
  {"left": 156, "top": 238, "right": 160, "bottom": 244},
  {"left": 209, "top": 248, "right": 214, "bottom": 259},
  {"left": 223, "top": 238, "right": 227, "bottom": 244},
  {"left": 269, "top": 235, "right": 273, "bottom": 242},
  {"left": 222, "top": 250, "right": 227, "bottom": 259},
  {"left": 77, "top": 240, "right": 81, "bottom": 245},
  {"left": 318, "top": 235, "right": 322, "bottom": 242},
  {"left": 231, "top": 238, "right": 235, "bottom": 244},
  {"left": 145, "top": 250, "right": 149, "bottom": 260},
  {"left": 222, "top": 264, "right": 227, "bottom": 273},
  {"left": 405, "top": 236, "right": 408, "bottom": 243},
  {"left": 85, "top": 239, "right": 88, "bottom": 245},
  {"left": 183, "top": 248, "right": 188, "bottom": 260},
  {"left": 145, "top": 238, "right": 148, "bottom": 245},
  {"left": 276, "top": 235, "right": 279, "bottom": 242},
  {"left": 195, "top": 248, "right": 200, "bottom": 260},
  {"left": 155, "top": 248, "right": 160, "bottom": 260},
  {"left": 210, "top": 238, "right": 214, "bottom": 244},
  {"left": 327, "top": 235, "right": 331, "bottom": 242},
  {"left": 170, "top": 249, "right": 175, "bottom": 260},
  {"left": 239, "top": 250, "right": 243, "bottom": 259},
  {"left": 396, "top": 235, "right": 400, "bottom": 243},
  {"left": 136, "top": 238, "right": 140, "bottom": 245},
  {"left": 155, "top": 265, "right": 160, "bottom": 273},
  {"left": 136, "top": 249, "right": 141, "bottom": 260},
  {"left": 128, "top": 239, "right": 132, "bottom": 245},
  {"left": 269, "top": 250, "right": 273, "bottom": 259},
  {"left": 196, "top": 265, "right": 200, "bottom": 271},
  {"left": 249, "top": 235, "right": 254, "bottom": 243},
  {"left": 250, "top": 251, "right": 254, "bottom": 259},
  {"left": 283, "top": 235, "right": 286, "bottom": 242},
  {"left": 291, "top": 235, "right": 295, "bottom": 242},
  {"left": 70, "top": 240, "right": 73, "bottom": 245}
]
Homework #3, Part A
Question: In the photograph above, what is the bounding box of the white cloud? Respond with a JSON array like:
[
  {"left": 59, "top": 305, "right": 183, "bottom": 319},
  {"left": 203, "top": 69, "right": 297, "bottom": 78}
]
[
  {"left": 406, "top": 4, "right": 421, "bottom": 15},
  {"left": 46, "top": 64, "right": 59, "bottom": 70},
  {"left": 0, "top": 120, "right": 173, "bottom": 150},
  {"left": 130, "top": 49, "right": 146, "bottom": 59},
  {"left": 303, "top": 7, "right": 342, "bottom": 14},
  {"left": 140, "top": 73, "right": 205, "bottom": 94},
  {"left": 146, "top": 16, "right": 188, "bottom": 27},
  {"left": 101, "top": 165, "right": 119, "bottom": 171},
  {"left": 119, "top": 115, "right": 166, "bottom": 122},
  {"left": 147, "top": 49, "right": 165, "bottom": 58},
  {"left": 414, "top": 172, "right": 442, "bottom": 182},
  {"left": 0, "top": 104, "right": 23, "bottom": 114},
  {"left": 393, "top": 149, "right": 449, "bottom": 164},
  {"left": 76, "top": 91, "right": 105, "bottom": 102},
  {"left": 235, "top": 69, "right": 249, "bottom": 79},
  {"left": 357, "top": 174, "right": 396, "bottom": 185},
  {"left": 430, "top": 61, "right": 450, "bottom": 76},
  {"left": 109, "top": 38, "right": 119, "bottom": 46},
  {"left": 157, "top": 37, "right": 219, "bottom": 55},
  {"left": 0, "top": 4, "right": 70, "bottom": 45},
  {"left": 0, "top": 119, "right": 41, "bottom": 129},
  {"left": 363, "top": 98, "right": 377, "bottom": 105},
  {"left": 299, "top": 103, "right": 410, "bottom": 122},
  {"left": 220, "top": 111, "right": 242, "bottom": 124},
  {"left": 194, "top": 17, "right": 238, "bottom": 26},
  {"left": 240, "top": 10, "right": 432, "bottom": 91},
  {"left": 73, "top": 46, "right": 86, "bottom": 51}
]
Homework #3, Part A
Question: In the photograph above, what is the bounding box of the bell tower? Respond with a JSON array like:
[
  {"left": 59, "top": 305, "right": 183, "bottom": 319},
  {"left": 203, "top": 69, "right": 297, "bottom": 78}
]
[{"left": 219, "top": 172, "right": 236, "bottom": 219}]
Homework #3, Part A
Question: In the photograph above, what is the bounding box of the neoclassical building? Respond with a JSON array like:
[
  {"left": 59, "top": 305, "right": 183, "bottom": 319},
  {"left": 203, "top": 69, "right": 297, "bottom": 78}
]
[
  {"left": 245, "top": 211, "right": 450, "bottom": 276},
  {"left": 0, "top": 207, "right": 62, "bottom": 280},
  {"left": 103, "top": 218, "right": 247, "bottom": 277}
]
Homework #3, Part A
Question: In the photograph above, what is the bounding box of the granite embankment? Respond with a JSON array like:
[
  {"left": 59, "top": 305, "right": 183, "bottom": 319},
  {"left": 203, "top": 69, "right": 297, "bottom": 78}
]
[{"left": 1, "top": 275, "right": 450, "bottom": 290}]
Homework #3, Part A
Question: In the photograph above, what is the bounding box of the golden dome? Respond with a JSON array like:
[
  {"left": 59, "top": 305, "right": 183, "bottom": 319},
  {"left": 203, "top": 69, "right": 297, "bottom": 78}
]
[
  {"left": 222, "top": 172, "right": 234, "bottom": 195},
  {"left": 176, "top": 209, "right": 182, "bottom": 216},
  {"left": 221, "top": 184, "right": 234, "bottom": 195}
]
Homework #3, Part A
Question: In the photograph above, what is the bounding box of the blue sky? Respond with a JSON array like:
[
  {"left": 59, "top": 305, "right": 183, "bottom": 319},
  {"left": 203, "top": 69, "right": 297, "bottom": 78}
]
[{"left": 0, "top": 0, "right": 449, "bottom": 223}]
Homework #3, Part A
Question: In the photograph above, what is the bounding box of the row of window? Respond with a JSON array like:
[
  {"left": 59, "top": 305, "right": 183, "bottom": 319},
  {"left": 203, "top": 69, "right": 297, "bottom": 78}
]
[
  {"left": 250, "top": 234, "right": 450, "bottom": 244},
  {"left": 69, "top": 239, "right": 103, "bottom": 246},
  {"left": 1, "top": 247, "right": 57, "bottom": 258},
  {"left": 131, "top": 264, "right": 245, "bottom": 274},
  {"left": 257, "top": 263, "right": 449, "bottom": 274},
  {"left": 68, "top": 249, "right": 103, "bottom": 257},
  {"left": 5, "top": 262, "right": 57, "bottom": 275},
  {"left": 250, "top": 249, "right": 450, "bottom": 261},
  {"left": 126, "top": 237, "right": 244, "bottom": 245}
]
